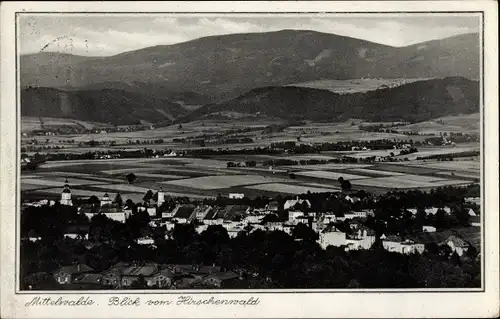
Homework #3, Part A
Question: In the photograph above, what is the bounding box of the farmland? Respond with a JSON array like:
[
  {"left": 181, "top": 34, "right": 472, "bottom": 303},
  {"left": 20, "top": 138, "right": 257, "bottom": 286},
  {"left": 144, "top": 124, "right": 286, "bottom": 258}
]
[
  {"left": 21, "top": 114, "right": 481, "bottom": 202},
  {"left": 287, "top": 78, "right": 430, "bottom": 94},
  {"left": 21, "top": 149, "right": 480, "bottom": 202}
]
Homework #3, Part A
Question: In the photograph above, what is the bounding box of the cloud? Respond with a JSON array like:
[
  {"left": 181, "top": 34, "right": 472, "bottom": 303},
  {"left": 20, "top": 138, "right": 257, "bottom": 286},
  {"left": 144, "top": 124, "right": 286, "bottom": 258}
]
[{"left": 18, "top": 15, "right": 480, "bottom": 56}]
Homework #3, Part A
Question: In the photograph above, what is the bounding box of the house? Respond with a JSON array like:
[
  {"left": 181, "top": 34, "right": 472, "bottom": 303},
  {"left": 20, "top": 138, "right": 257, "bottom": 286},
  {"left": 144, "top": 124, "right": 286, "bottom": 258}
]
[
  {"left": 441, "top": 235, "right": 470, "bottom": 256},
  {"left": 64, "top": 233, "right": 88, "bottom": 240},
  {"left": 146, "top": 267, "right": 174, "bottom": 288},
  {"left": 172, "top": 204, "right": 196, "bottom": 223},
  {"left": 284, "top": 197, "right": 311, "bottom": 210},
  {"left": 73, "top": 273, "right": 103, "bottom": 285},
  {"left": 422, "top": 226, "right": 437, "bottom": 233},
  {"left": 265, "top": 201, "right": 279, "bottom": 212},
  {"left": 120, "top": 263, "right": 159, "bottom": 287},
  {"left": 319, "top": 225, "right": 346, "bottom": 249},
  {"left": 345, "top": 226, "right": 376, "bottom": 250},
  {"left": 425, "top": 207, "right": 451, "bottom": 215},
  {"left": 243, "top": 214, "right": 263, "bottom": 224},
  {"left": 202, "top": 271, "right": 240, "bottom": 288},
  {"left": 203, "top": 208, "right": 224, "bottom": 226},
  {"left": 468, "top": 208, "right": 477, "bottom": 216},
  {"left": 136, "top": 237, "right": 155, "bottom": 245},
  {"left": 322, "top": 213, "right": 337, "bottom": 224},
  {"left": 217, "top": 205, "right": 248, "bottom": 221},
  {"left": 229, "top": 193, "right": 244, "bottom": 199},
  {"left": 382, "top": 235, "right": 424, "bottom": 254},
  {"left": 400, "top": 240, "right": 425, "bottom": 254},
  {"left": 470, "top": 215, "right": 480, "bottom": 227},
  {"left": 288, "top": 211, "right": 306, "bottom": 224},
  {"left": 53, "top": 264, "right": 94, "bottom": 285},
  {"left": 146, "top": 207, "right": 157, "bottom": 217},
  {"left": 26, "top": 229, "right": 41, "bottom": 242},
  {"left": 464, "top": 197, "right": 480, "bottom": 205},
  {"left": 100, "top": 205, "right": 127, "bottom": 223},
  {"left": 193, "top": 205, "right": 213, "bottom": 221},
  {"left": 100, "top": 193, "right": 113, "bottom": 207}
]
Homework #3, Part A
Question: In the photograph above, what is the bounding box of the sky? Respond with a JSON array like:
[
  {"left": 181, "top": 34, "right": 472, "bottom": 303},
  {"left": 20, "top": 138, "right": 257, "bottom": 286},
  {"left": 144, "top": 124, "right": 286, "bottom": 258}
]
[{"left": 19, "top": 14, "right": 480, "bottom": 56}]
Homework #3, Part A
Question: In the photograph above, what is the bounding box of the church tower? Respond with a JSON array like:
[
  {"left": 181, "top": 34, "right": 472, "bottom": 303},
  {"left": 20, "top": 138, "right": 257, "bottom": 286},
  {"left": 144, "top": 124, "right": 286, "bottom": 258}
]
[
  {"left": 60, "top": 177, "right": 73, "bottom": 206},
  {"left": 157, "top": 186, "right": 165, "bottom": 207}
]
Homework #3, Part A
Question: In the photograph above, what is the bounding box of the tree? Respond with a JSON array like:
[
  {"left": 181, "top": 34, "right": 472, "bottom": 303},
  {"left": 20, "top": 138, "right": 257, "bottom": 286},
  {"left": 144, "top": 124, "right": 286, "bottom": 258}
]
[
  {"left": 125, "top": 199, "right": 135, "bottom": 209},
  {"left": 292, "top": 222, "right": 318, "bottom": 242},
  {"left": 113, "top": 193, "right": 123, "bottom": 208},
  {"left": 178, "top": 124, "right": 183, "bottom": 130},
  {"left": 337, "top": 177, "right": 344, "bottom": 184},
  {"left": 143, "top": 190, "right": 154, "bottom": 203},
  {"left": 126, "top": 173, "right": 136, "bottom": 184},
  {"left": 88, "top": 195, "right": 100, "bottom": 207},
  {"left": 289, "top": 173, "right": 296, "bottom": 179},
  {"left": 341, "top": 180, "right": 352, "bottom": 192}
]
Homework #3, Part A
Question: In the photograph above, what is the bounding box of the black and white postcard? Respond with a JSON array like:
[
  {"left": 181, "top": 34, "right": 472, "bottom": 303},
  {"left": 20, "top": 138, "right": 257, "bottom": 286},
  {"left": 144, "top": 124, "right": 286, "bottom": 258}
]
[{"left": 1, "top": 1, "right": 498, "bottom": 318}]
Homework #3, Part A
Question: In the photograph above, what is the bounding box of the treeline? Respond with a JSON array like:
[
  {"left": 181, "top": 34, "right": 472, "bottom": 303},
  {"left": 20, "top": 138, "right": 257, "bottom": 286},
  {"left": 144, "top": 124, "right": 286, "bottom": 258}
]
[{"left": 416, "top": 151, "right": 480, "bottom": 161}]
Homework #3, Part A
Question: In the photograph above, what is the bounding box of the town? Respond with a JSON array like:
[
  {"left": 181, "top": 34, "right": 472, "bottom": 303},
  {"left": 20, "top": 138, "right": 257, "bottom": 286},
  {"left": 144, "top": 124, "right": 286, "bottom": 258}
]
[{"left": 20, "top": 177, "right": 481, "bottom": 290}]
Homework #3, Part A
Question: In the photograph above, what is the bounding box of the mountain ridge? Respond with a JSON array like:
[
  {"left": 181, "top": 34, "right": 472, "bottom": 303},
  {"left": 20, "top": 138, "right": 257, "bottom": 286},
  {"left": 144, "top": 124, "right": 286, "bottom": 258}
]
[{"left": 20, "top": 30, "right": 480, "bottom": 101}]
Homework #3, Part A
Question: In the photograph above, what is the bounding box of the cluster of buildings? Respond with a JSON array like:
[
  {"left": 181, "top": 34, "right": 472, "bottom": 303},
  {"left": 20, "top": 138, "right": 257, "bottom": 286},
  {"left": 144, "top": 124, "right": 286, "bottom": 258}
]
[
  {"left": 52, "top": 262, "right": 241, "bottom": 289},
  {"left": 23, "top": 179, "right": 480, "bottom": 259}
]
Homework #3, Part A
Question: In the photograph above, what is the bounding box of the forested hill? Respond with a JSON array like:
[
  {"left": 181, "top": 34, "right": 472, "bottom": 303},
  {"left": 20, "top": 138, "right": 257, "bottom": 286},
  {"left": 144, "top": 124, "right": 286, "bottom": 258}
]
[
  {"left": 21, "top": 87, "right": 188, "bottom": 125},
  {"left": 179, "top": 77, "right": 480, "bottom": 123}
]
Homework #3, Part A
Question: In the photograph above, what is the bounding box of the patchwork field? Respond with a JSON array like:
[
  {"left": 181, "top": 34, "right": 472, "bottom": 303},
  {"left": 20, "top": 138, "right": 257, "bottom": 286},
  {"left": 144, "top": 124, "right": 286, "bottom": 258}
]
[
  {"left": 352, "top": 174, "right": 471, "bottom": 189},
  {"left": 295, "top": 170, "right": 368, "bottom": 181},
  {"left": 162, "top": 175, "right": 285, "bottom": 190},
  {"left": 245, "top": 183, "right": 338, "bottom": 194},
  {"left": 287, "top": 78, "right": 429, "bottom": 94},
  {"left": 22, "top": 153, "right": 479, "bottom": 202}
]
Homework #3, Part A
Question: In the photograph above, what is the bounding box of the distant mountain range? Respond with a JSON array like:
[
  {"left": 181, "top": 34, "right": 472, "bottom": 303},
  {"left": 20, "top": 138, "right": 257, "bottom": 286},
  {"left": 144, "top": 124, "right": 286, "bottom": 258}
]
[
  {"left": 21, "top": 30, "right": 479, "bottom": 100},
  {"left": 20, "top": 30, "right": 480, "bottom": 124},
  {"left": 179, "top": 77, "right": 479, "bottom": 123}
]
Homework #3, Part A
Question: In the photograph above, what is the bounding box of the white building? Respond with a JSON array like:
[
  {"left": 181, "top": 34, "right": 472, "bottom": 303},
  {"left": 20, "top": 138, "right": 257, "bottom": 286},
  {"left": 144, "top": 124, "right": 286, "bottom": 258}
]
[
  {"left": 319, "top": 225, "right": 346, "bottom": 249},
  {"left": 422, "top": 226, "right": 437, "bottom": 233},
  {"left": 147, "top": 207, "right": 157, "bottom": 217},
  {"left": 441, "top": 236, "right": 470, "bottom": 256},
  {"left": 157, "top": 187, "right": 165, "bottom": 207},
  {"left": 100, "top": 193, "right": 112, "bottom": 207},
  {"left": 381, "top": 235, "right": 424, "bottom": 254},
  {"left": 284, "top": 197, "right": 311, "bottom": 210},
  {"left": 229, "top": 193, "right": 244, "bottom": 199},
  {"left": 60, "top": 178, "right": 73, "bottom": 206},
  {"left": 425, "top": 207, "right": 451, "bottom": 215},
  {"left": 288, "top": 210, "right": 304, "bottom": 225}
]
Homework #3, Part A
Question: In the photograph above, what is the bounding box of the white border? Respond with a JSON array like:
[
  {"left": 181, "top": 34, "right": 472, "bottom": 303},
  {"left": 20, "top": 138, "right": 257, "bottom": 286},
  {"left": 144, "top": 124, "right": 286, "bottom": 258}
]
[{"left": 1, "top": 1, "right": 498, "bottom": 318}]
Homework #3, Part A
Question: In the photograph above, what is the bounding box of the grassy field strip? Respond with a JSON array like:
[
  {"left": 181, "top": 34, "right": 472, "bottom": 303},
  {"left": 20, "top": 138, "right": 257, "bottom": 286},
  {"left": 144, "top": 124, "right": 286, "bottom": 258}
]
[
  {"left": 405, "top": 161, "right": 480, "bottom": 172},
  {"left": 161, "top": 175, "right": 287, "bottom": 190},
  {"left": 21, "top": 177, "right": 107, "bottom": 187},
  {"left": 245, "top": 183, "right": 337, "bottom": 194},
  {"left": 26, "top": 188, "right": 114, "bottom": 197},
  {"left": 134, "top": 173, "right": 187, "bottom": 179},
  {"left": 20, "top": 183, "right": 47, "bottom": 190},
  {"left": 348, "top": 168, "right": 406, "bottom": 176},
  {"left": 352, "top": 175, "right": 470, "bottom": 189},
  {"left": 101, "top": 167, "right": 167, "bottom": 175},
  {"left": 89, "top": 183, "right": 151, "bottom": 193},
  {"left": 296, "top": 170, "right": 368, "bottom": 180},
  {"left": 282, "top": 164, "right": 373, "bottom": 170},
  {"left": 39, "top": 172, "right": 125, "bottom": 183},
  {"left": 434, "top": 171, "right": 479, "bottom": 179},
  {"left": 300, "top": 182, "right": 341, "bottom": 190},
  {"left": 20, "top": 175, "right": 38, "bottom": 179},
  {"left": 41, "top": 162, "right": 89, "bottom": 168}
]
